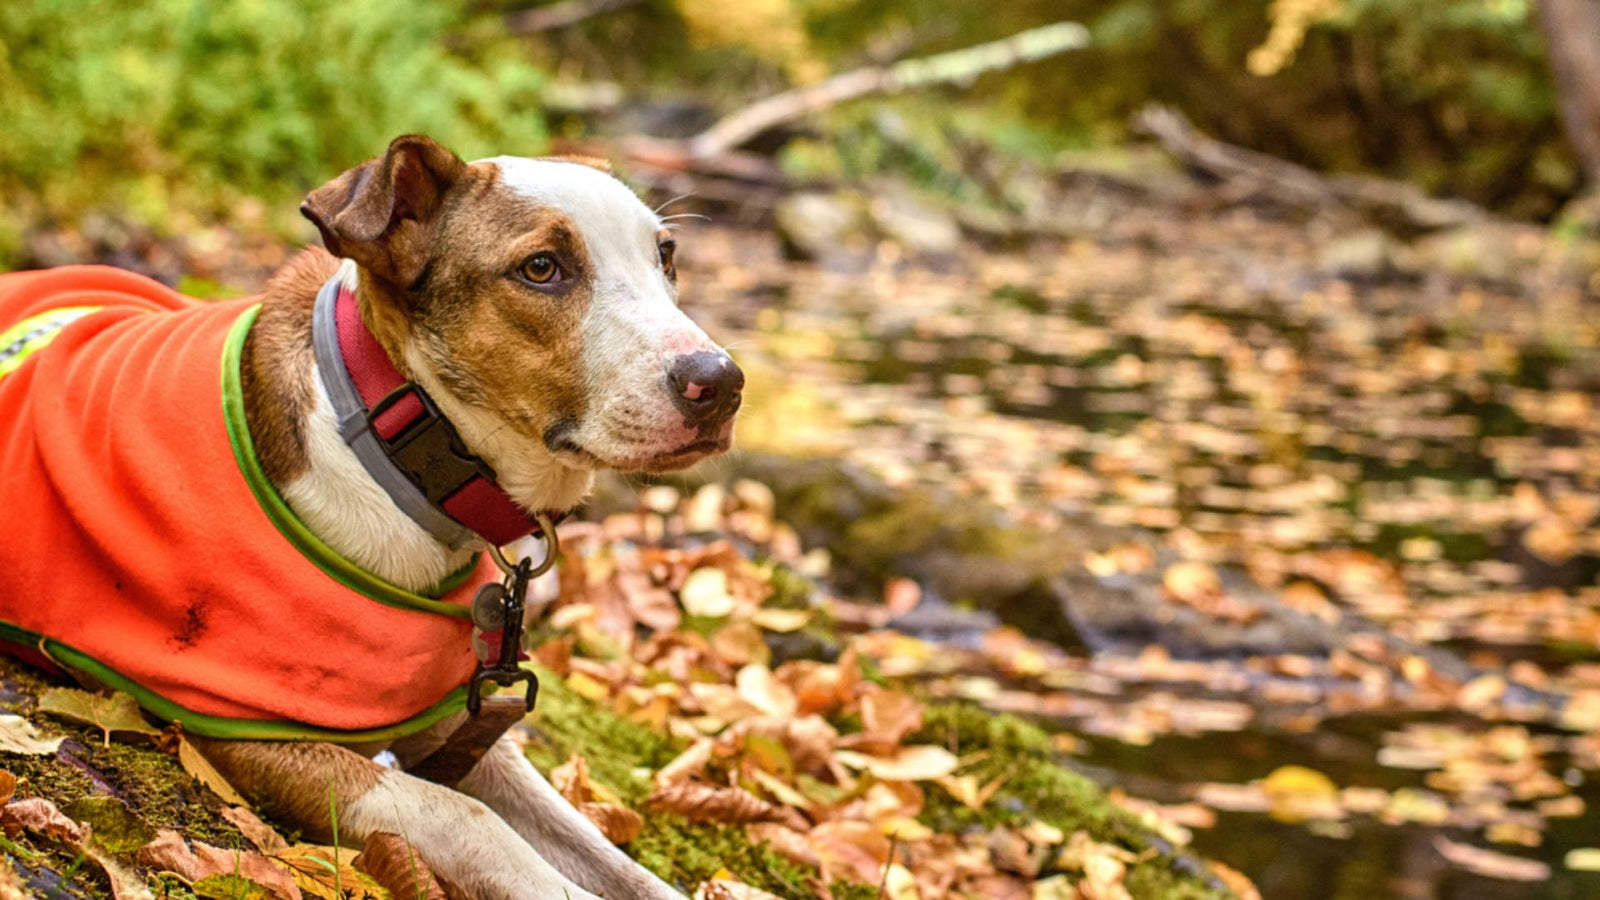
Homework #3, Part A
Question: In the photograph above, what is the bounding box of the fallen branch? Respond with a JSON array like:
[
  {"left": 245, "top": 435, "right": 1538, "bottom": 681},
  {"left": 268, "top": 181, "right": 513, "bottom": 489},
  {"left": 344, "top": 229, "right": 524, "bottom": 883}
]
[
  {"left": 505, "top": 0, "right": 644, "bottom": 34},
  {"left": 1135, "top": 104, "right": 1485, "bottom": 236},
  {"left": 687, "top": 22, "right": 1090, "bottom": 159}
]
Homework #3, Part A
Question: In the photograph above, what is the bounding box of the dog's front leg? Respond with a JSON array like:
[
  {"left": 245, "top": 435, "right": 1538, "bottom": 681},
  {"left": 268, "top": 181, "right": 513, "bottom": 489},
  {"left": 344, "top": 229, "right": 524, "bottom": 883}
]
[
  {"left": 188, "top": 738, "right": 604, "bottom": 900},
  {"left": 459, "top": 737, "right": 688, "bottom": 899}
]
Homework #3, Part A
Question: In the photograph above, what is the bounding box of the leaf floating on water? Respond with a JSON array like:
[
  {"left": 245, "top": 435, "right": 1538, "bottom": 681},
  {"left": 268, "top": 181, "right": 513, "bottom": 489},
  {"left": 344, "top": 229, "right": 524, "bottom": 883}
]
[
  {"left": 1260, "top": 765, "right": 1342, "bottom": 824},
  {"left": 0, "top": 714, "right": 64, "bottom": 755},
  {"left": 38, "top": 688, "right": 158, "bottom": 747},
  {"left": 1433, "top": 835, "right": 1550, "bottom": 881},
  {"left": 1565, "top": 848, "right": 1600, "bottom": 872}
]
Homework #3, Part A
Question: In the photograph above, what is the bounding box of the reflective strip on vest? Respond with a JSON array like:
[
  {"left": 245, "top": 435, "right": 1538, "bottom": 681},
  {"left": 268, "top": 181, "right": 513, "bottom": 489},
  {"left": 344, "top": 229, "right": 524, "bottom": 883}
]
[{"left": 0, "top": 306, "right": 102, "bottom": 379}]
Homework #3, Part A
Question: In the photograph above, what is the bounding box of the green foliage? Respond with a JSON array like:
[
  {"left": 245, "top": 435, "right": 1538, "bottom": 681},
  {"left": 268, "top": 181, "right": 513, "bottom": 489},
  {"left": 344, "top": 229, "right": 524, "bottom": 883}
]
[{"left": 0, "top": 0, "right": 548, "bottom": 233}]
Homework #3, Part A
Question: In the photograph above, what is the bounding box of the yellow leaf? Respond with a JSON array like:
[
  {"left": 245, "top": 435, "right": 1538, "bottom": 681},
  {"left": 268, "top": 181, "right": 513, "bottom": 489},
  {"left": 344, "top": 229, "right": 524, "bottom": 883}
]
[{"left": 179, "top": 738, "right": 248, "bottom": 806}]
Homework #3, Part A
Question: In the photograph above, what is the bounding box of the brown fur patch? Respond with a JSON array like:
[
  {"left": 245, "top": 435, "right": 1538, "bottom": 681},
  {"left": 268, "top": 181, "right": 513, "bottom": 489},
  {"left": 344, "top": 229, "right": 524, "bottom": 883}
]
[
  {"left": 187, "top": 736, "right": 382, "bottom": 839},
  {"left": 240, "top": 248, "right": 338, "bottom": 487}
]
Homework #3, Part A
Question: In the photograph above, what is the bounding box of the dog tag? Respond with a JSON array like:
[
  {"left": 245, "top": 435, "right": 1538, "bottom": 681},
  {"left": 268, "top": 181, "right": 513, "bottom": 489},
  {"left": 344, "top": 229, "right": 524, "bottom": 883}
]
[{"left": 471, "top": 582, "right": 508, "bottom": 632}]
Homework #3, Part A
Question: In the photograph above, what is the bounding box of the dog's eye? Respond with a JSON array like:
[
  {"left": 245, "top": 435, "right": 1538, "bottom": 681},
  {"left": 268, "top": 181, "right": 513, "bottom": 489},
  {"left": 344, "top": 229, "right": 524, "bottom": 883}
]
[
  {"left": 658, "top": 240, "right": 676, "bottom": 279},
  {"left": 518, "top": 255, "right": 561, "bottom": 286}
]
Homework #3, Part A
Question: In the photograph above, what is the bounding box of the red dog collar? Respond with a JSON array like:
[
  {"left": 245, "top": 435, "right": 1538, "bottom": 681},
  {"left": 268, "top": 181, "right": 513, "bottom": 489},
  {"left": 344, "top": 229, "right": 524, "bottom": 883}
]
[{"left": 311, "top": 274, "right": 557, "bottom": 548}]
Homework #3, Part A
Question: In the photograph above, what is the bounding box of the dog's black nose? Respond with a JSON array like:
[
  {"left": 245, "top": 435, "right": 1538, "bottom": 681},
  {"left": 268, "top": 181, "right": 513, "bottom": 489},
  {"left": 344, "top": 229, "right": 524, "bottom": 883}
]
[{"left": 667, "top": 351, "right": 744, "bottom": 424}]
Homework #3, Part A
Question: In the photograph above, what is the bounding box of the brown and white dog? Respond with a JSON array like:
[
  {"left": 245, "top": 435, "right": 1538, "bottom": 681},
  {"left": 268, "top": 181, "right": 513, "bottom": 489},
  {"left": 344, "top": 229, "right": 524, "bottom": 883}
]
[{"left": 192, "top": 136, "right": 739, "bottom": 899}]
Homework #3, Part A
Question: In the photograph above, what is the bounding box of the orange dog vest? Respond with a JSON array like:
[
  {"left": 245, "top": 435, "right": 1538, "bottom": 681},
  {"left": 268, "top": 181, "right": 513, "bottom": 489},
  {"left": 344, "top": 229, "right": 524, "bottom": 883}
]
[{"left": 0, "top": 266, "right": 494, "bottom": 741}]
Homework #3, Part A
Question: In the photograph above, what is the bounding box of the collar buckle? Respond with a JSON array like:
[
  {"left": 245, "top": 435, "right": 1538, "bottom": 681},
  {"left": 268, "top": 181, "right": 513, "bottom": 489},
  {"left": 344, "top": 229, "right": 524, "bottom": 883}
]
[{"left": 369, "top": 384, "right": 498, "bottom": 506}]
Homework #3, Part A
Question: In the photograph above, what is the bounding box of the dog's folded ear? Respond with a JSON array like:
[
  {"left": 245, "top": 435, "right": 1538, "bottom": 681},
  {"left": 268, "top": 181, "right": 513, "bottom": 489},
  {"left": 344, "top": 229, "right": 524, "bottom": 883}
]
[{"left": 302, "top": 135, "right": 465, "bottom": 287}]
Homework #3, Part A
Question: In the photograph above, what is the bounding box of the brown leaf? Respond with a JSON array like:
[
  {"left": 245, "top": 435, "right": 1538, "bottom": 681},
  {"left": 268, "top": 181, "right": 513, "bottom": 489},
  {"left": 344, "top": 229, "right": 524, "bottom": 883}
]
[
  {"left": 1207, "top": 861, "right": 1262, "bottom": 900},
  {"left": 139, "top": 829, "right": 302, "bottom": 900},
  {"left": 578, "top": 802, "right": 644, "bottom": 845},
  {"left": 806, "top": 820, "right": 890, "bottom": 885},
  {"left": 352, "top": 832, "right": 447, "bottom": 900},
  {"left": 745, "top": 822, "right": 820, "bottom": 868},
  {"left": 0, "top": 772, "right": 14, "bottom": 806},
  {"left": 196, "top": 844, "right": 303, "bottom": 900},
  {"left": 138, "top": 829, "right": 205, "bottom": 881},
  {"left": 1, "top": 797, "right": 86, "bottom": 845},
  {"left": 222, "top": 806, "right": 289, "bottom": 854},
  {"left": 648, "top": 782, "right": 797, "bottom": 828}
]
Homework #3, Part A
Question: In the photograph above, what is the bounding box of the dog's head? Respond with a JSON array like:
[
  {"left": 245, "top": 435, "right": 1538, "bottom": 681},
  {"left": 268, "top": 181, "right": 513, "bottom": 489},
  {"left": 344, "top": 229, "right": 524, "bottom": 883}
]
[{"left": 302, "top": 135, "right": 741, "bottom": 508}]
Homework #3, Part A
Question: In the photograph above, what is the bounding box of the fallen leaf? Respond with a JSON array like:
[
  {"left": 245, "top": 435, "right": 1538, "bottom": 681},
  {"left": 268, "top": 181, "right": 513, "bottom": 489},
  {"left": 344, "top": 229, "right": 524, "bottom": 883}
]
[
  {"left": 750, "top": 608, "right": 811, "bottom": 633},
  {"left": 0, "top": 714, "right": 64, "bottom": 756},
  {"left": 179, "top": 738, "right": 250, "bottom": 805},
  {"left": 579, "top": 802, "right": 645, "bottom": 845},
  {"left": 681, "top": 568, "right": 736, "bottom": 618},
  {"left": 694, "top": 879, "right": 787, "bottom": 900},
  {"left": 736, "top": 665, "right": 798, "bottom": 718},
  {"left": 1208, "top": 861, "right": 1262, "bottom": 900},
  {"left": 85, "top": 842, "right": 156, "bottom": 900},
  {"left": 63, "top": 796, "right": 155, "bottom": 854},
  {"left": 834, "top": 746, "right": 959, "bottom": 781},
  {"left": 1433, "top": 835, "right": 1550, "bottom": 881},
  {"left": 1260, "top": 765, "right": 1342, "bottom": 823},
  {"left": 0, "top": 856, "right": 24, "bottom": 900},
  {"left": 140, "top": 829, "right": 302, "bottom": 900},
  {"left": 222, "top": 806, "right": 289, "bottom": 854},
  {"left": 1, "top": 797, "right": 86, "bottom": 844},
  {"left": 884, "top": 578, "right": 922, "bottom": 617},
  {"left": 273, "top": 844, "right": 386, "bottom": 899},
  {"left": 0, "top": 771, "right": 14, "bottom": 806},
  {"left": 352, "top": 832, "right": 447, "bottom": 900},
  {"left": 1565, "top": 848, "right": 1600, "bottom": 872},
  {"left": 807, "top": 820, "right": 889, "bottom": 885},
  {"left": 38, "top": 688, "right": 158, "bottom": 747},
  {"left": 194, "top": 874, "right": 275, "bottom": 900},
  {"left": 648, "top": 782, "right": 797, "bottom": 827}
]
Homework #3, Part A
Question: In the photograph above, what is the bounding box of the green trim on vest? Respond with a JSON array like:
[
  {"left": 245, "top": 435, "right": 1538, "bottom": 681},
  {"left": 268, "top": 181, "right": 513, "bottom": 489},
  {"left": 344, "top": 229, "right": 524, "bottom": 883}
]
[
  {"left": 220, "top": 305, "right": 475, "bottom": 619},
  {"left": 0, "top": 619, "right": 472, "bottom": 742}
]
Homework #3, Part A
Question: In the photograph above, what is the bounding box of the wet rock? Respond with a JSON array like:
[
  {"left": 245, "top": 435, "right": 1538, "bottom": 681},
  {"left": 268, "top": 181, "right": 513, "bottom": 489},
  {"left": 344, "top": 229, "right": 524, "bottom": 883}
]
[
  {"left": 772, "top": 191, "right": 873, "bottom": 268},
  {"left": 868, "top": 186, "right": 962, "bottom": 258}
]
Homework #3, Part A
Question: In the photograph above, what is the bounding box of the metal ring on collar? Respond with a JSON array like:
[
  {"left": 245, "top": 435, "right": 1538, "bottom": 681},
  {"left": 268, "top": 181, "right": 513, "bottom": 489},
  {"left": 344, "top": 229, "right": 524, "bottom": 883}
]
[{"left": 486, "top": 511, "right": 560, "bottom": 578}]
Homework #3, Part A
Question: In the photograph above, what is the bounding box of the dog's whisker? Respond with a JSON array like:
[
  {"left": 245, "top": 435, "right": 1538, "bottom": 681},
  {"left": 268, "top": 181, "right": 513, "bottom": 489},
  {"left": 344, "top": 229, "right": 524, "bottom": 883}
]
[
  {"left": 653, "top": 192, "right": 696, "bottom": 215},
  {"left": 658, "top": 213, "right": 711, "bottom": 224}
]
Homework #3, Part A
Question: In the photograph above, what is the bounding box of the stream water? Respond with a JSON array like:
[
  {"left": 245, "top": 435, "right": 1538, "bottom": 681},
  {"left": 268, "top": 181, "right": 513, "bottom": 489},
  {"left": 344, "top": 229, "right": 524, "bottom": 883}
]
[{"left": 682, "top": 209, "right": 1600, "bottom": 899}]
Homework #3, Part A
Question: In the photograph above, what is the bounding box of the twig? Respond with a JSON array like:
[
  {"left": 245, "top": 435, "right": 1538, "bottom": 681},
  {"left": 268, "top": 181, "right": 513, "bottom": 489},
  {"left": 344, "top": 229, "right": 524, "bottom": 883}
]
[
  {"left": 505, "top": 0, "right": 644, "bottom": 34},
  {"left": 687, "top": 22, "right": 1090, "bottom": 159},
  {"left": 1135, "top": 104, "right": 1486, "bottom": 236}
]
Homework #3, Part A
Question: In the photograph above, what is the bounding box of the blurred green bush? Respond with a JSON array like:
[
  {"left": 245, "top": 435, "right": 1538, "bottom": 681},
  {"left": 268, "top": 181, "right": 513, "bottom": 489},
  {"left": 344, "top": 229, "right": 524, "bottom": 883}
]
[{"left": 0, "top": 0, "right": 548, "bottom": 240}]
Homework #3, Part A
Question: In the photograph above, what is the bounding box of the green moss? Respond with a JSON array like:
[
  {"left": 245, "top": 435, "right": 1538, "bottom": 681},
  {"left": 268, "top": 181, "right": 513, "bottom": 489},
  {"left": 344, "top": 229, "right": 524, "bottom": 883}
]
[{"left": 916, "top": 703, "right": 1234, "bottom": 900}]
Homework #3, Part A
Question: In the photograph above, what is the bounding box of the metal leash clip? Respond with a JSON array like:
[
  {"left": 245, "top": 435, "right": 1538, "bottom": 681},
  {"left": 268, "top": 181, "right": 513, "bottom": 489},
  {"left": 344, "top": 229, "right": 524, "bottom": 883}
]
[{"left": 468, "top": 512, "right": 559, "bottom": 716}]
